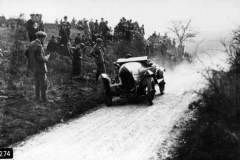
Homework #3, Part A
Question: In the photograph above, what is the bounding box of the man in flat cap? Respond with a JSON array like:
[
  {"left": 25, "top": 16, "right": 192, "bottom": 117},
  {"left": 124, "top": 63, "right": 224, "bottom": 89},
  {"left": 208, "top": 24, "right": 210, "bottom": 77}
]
[
  {"left": 26, "top": 13, "right": 38, "bottom": 42},
  {"left": 90, "top": 38, "right": 106, "bottom": 84},
  {"left": 25, "top": 31, "right": 51, "bottom": 103}
]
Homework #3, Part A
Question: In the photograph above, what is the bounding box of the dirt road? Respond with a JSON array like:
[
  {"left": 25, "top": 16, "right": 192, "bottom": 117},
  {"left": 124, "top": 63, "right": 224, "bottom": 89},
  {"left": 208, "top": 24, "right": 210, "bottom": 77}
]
[{"left": 12, "top": 52, "right": 227, "bottom": 160}]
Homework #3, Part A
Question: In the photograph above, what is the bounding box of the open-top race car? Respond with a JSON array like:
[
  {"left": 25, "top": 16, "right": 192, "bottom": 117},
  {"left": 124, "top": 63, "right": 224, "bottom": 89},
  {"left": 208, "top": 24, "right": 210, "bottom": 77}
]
[{"left": 99, "top": 56, "right": 166, "bottom": 106}]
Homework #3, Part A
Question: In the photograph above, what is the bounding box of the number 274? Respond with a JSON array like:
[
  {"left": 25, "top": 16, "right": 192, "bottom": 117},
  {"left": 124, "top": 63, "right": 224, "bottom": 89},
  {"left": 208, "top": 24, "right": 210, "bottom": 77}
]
[{"left": 0, "top": 151, "right": 11, "bottom": 157}]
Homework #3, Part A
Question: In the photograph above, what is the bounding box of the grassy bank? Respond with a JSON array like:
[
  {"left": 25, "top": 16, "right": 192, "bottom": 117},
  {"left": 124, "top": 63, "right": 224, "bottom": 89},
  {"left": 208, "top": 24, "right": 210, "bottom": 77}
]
[
  {"left": 162, "top": 27, "right": 240, "bottom": 160},
  {"left": 0, "top": 25, "right": 103, "bottom": 148},
  {"left": 0, "top": 82, "right": 102, "bottom": 148}
]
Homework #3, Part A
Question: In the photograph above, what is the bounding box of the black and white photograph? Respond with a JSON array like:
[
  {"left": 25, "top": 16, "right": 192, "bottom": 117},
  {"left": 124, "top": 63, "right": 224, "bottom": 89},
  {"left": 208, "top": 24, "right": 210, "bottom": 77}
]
[{"left": 0, "top": 0, "right": 240, "bottom": 159}]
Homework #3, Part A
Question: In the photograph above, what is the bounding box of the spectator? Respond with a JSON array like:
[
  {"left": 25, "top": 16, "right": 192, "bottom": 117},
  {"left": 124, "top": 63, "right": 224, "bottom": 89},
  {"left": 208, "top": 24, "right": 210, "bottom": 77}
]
[
  {"left": 47, "top": 35, "right": 57, "bottom": 52},
  {"left": 72, "top": 44, "right": 83, "bottom": 77},
  {"left": 62, "top": 16, "right": 71, "bottom": 39},
  {"left": 37, "top": 14, "right": 44, "bottom": 31},
  {"left": 99, "top": 18, "right": 105, "bottom": 34},
  {"left": 93, "top": 19, "right": 99, "bottom": 33},
  {"left": 74, "top": 33, "right": 81, "bottom": 45},
  {"left": 25, "top": 31, "right": 50, "bottom": 103},
  {"left": 89, "top": 19, "right": 94, "bottom": 33},
  {"left": 26, "top": 13, "right": 38, "bottom": 42},
  {"left": 140, "top": 25, "right": 145, "bottom": 35},
  {"left": 90, "top": 38, "right": 106, "bottom": 84},
  {"left": 83, "top": 19, "right": 91, "bottom": 39}
]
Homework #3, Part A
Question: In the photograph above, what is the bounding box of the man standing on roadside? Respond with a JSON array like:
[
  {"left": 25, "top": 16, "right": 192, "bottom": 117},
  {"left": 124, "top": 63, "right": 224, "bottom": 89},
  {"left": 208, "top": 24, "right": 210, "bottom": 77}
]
[
  {"left": 25, "top": 31, "right": 50, "bottom": 103},
  {"left": 90, "top": 38, "right": 106, "bottom": 83}
]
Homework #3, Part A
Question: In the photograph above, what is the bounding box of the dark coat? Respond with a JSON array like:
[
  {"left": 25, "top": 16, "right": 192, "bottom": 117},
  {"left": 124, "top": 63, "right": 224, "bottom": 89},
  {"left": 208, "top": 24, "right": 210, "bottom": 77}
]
[
  {"left": 94, "top": 21, "right": 99, "bottom": 33},
  {"left": 38, "top": 20, "right": 44, "bottom": 31},
  {"left": 99, "top": 21, "right": 105, "bottom": 33},
  {"left": 90, "top": 44, "right": 105, "bottom": 65},
  {"left": 47, "top": 40, "right": 57, "bottom": 52},
  {"left": 72, "top": 47, "right": 82, "bottom": 76},
  {"left": 75, "top": 36, "right": 81, "bottom": 45},
  {"left": 26, "top": 19, "right": 38, "bottom": 41},
  {"left": 26, "top": 19, "right": 36, "bottom": 35},
  {"left": 26, "top": 39, "right": 48, "bottom": 73}
]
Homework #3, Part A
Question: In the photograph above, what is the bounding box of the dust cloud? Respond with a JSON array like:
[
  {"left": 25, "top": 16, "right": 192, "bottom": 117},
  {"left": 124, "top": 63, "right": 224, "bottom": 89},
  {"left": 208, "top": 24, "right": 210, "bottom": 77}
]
[{"left": 152, "top": 47, "right": 229, "bottom": 96}]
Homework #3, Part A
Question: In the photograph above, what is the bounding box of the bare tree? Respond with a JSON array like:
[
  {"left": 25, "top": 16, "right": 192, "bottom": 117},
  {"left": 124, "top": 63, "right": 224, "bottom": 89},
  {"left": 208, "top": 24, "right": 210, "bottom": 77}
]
[{"left": 168, "top": 19, "right": 198, "bottom": 46}]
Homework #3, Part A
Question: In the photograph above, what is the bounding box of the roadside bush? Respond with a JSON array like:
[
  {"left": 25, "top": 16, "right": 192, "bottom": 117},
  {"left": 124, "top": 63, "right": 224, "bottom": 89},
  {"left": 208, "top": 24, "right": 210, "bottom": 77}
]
[{"left": 168, "top": 27, "right": 240, "bottom": 160}]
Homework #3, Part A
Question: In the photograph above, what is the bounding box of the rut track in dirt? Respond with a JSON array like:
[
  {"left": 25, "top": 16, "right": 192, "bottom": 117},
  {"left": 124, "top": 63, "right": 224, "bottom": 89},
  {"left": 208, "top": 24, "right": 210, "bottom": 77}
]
[{"left": 11, "top": 52, "right": 227, "bottom": 160}]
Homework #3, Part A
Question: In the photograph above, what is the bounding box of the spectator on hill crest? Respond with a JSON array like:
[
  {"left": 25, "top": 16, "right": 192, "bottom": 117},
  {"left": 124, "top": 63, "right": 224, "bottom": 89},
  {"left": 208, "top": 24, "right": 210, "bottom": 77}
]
[{"left": 26, "top": 13, "right": 38, "bottom": 42}]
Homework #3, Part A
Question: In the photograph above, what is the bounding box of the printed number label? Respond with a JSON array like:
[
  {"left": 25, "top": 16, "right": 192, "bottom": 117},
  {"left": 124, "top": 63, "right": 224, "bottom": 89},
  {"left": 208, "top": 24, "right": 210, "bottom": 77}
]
[
  {"left": 109, "top": 76, "right": 122, "bottom": 87},
  {"left": 0, "top": 148, "right": 13, "bottom": 159}
]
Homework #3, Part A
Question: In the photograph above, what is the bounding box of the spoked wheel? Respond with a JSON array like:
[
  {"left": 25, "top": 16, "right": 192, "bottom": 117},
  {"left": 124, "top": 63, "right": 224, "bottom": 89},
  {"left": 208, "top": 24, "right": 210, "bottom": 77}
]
[
  {"left": 100, "top": 79, "right": 112, "bottom": 106},
  {"left": 159, "top": 80, "right": 165, "bottom": 95},
  {"left": 146, "top": 77, "right": 155, "bottom": 105}
]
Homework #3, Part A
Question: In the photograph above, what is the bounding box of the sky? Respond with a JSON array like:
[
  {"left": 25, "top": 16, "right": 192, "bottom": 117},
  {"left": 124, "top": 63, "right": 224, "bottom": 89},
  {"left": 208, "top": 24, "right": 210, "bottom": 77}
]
[{"left": 1, "top": 0, "right": 240, "bottom": 39}]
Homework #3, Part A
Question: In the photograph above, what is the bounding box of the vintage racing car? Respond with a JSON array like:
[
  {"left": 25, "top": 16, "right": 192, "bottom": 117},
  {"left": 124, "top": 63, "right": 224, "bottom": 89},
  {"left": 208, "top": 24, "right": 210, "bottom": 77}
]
[{"left": 99, "top": 56, "right": 166, "bottom": 106}]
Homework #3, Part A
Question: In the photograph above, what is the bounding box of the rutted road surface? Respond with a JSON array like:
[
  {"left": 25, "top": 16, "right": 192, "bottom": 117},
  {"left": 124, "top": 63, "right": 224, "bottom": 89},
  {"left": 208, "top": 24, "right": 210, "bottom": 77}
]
[{"left": 12, "top": 53, "right": 226, "bottom": 160}]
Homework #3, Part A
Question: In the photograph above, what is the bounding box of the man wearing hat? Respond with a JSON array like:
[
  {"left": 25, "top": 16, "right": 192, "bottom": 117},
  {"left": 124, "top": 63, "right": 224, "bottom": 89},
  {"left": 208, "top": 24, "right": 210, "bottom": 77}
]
[
  {"left": 89, "top": 19, "right": 94, "bottom": 33},
  {"left": 99, "top": 18, "right": 105, "bottom": 34},
  {"left": 90, "top": 38, "right": 106, "bottom": 84},
  {"left": 25, "top": 31, "right": 50, "bottom": 103},
  {"left": 26, "top": 13, "right": 38, "bottom": 42},
  {"left": 61, "top": 16, "right": 71, "bottom": 39},
  {"left": 82, "top": 19, "right": 91, "bottom": 39},
  {"left": 94, "top": 19, "right": 99, "bottom": 33}
]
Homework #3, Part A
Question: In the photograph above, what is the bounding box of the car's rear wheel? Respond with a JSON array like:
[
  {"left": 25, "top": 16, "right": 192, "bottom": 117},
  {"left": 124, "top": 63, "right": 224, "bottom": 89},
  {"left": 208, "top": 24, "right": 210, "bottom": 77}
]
[
  {"left": 100, "top": 79, "right": 112, "bottom": 106},
  {"left": 159, "top": 80, "right": 165, "bottom": 95},
  {"left": 147, "top": 77, "right": 155, "bottom": 105}
]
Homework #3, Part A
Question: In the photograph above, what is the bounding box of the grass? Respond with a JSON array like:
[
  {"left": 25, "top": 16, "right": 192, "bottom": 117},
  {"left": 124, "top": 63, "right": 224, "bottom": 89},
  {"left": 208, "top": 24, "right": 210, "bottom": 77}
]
[{"left": 0, "top": 82, "right": 102, "bottom": 148}]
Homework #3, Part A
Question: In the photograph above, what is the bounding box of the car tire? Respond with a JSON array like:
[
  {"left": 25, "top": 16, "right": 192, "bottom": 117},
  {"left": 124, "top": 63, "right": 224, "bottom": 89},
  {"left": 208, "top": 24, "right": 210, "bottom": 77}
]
[
  {"left": 100, "top": 79, "right": 112, "bottom": 106},
  {"left": 159, "top": 80, "right": 165, "bottom": 95},
  {"left": 147, "top": 77, "right": 155, "bottom": 105}
]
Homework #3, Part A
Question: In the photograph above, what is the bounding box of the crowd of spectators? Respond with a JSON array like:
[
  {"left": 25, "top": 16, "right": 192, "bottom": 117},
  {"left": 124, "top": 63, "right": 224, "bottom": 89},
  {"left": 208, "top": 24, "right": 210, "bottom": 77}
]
[
  {"left": 54, "top": 16, "right": 145, "bottom": 48},
  {"left": 114, "top": 17, "right": 145, "bottom": 42},
  {"left": 147, "top": 31, "right": 190, "bottom": 61}
]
